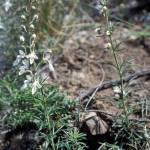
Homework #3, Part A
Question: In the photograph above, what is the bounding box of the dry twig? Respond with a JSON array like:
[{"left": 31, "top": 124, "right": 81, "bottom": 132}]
[{"left": 77, "top": 69, "right": 150, "bottom": 101}]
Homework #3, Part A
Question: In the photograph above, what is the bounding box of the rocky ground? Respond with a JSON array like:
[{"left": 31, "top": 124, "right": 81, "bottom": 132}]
[{"left": 49, "top": 23, "right": 150, "bottom": 120}]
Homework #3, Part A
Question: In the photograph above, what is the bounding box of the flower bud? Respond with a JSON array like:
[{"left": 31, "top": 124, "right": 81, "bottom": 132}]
[
  {"left": 33, "top": 14, "right": 38, "bottom": 20},
  {"left": 21, "top": 15, "right": 26, "bottom": 20},
  {"left": 103, "top": 6, "right": 107, "bottom": 11},
  {"left": 95, "top": 28, "right": 101, "bottom": 34},
  {"left": 31, "top": 33, "right": 36, "bottom": 39},
  {"left": 30, "top": 24, "right": 35, "bottom": 29},
  {"left": 31, "top": 6, "right": 36, "bottom": 10},
  {"left": 105, "top": 43, "right": 111, "bottom": 49},
  {"left": 106, "top": 30, "right": 111, "bottom": 36},
  {"left": 100, "top": 6, "right": 107, "bottom": 14},
  {"left": 20, "top": 35, "right": 25, "bottom": 42}
]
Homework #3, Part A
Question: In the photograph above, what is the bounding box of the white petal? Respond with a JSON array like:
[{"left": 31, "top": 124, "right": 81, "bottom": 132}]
[
  {"left": 31, "top": 80, "right": 41, "bottom": 94},
  {"left": 13, "top": 57, "right": 21, "bottom": 66},
  {"left": 21, "top": 82, "right": 28, "bottom": 90},
  {"left": 36, "top": 81, "right": 42, "bottom": 89},
  {"left": 19, "top": 69, "right": 25, "bottom": 76},
  {"left": 30, "top": 58, "right": 34, "bottom": 64},
  {"left": 26, "top": 75, "right": 32, "bottom": 81},
  {"left": 35, "top": 54, "right": 38, "bottom": 59},
  {"left": 48, "top": 61, "right": 55, "bottom": 72},
  {"left": 27, "top": 52, "right": 38, "bottom": 64},
  {"left": 32, "top": 86, "right": 36, "bottom": 94},
  {"left": 19, "top": 36, "right": 25, "bottom": 42},
  {"left": 4, "top": 0, "right": 12, "bottom": 12},
  {"left": 19, "top": 65, "right": 27, "bottom": 75},
  {"left": 113, "top": 86, "right": 121, "bottom": 94},
  {"left": 19, "top": 50, "right": 26, "bottom": 58},
  {"left": 22, "top": 59, "right": 29, "bottom": 68}
]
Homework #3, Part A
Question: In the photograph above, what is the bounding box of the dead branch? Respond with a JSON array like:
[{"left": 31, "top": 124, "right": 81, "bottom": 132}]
[{"left": 77, "top": 69, "right": 150, "bottom": 101}]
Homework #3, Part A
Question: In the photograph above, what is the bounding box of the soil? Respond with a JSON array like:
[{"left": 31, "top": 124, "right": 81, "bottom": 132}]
[{"left": 51, "top": 23, "right": 150, "bottom": 114}]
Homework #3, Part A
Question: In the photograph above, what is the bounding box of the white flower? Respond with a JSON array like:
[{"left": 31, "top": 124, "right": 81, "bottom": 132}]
[
  {"left": 19, "top": 50, "right": 26, "bottom": 58},
  {"left": 30, "top": 24, "right": 35, "bottom": 29},
  {"left": 95, "top": 28, "right": 100, "bottom": 32},
  {"left": 21, "top": 15, "right": 26, "bottom": 20},
  {"left": 13, "top": 57, "right": 21, "bottom": 66},
  {"left": 32, "top": 79, "right": 42, "bottom": 94},
  {"left": 21, "top": 25, "right": 27, "bottom": 32},
  {"left": 31, "top": 34, "right": 36, "bottom": 39},
  {"left": 106, "top": 30, "right": 111, "bottom": 36},
  {"left": 4, "top": 0, "right": 12, "bottom": 12},
  {"left": 33, "top": 14, "right": 38, "bottom": 20},
  {"left": 43, "top": 53, "right": 55, "bottom": 72},
  {"left": 20, "top": 36, "right": 25, "bottom": 42},
  {"left": 21, "top": 75, "right": 32, "bottom": 89},
  {"left": 19, "top": 65, "right": 27, "bottom": 75},
  {"left": 31, "top": 6, "right": 36, "bottom": 10},
  {"left": 103, "top": 6, "right": 107, "bottom": 11},
  {"left": 100, "top": 6, "right": 107, "bottom": 15},
  {"left": 27, "top": 51, "right": 38, "bottom": 64},
  {"left": 113, "top": 86, "right": 126, "bottom": 98},
  {"left": 105, "top": 43, "right": 111, "bottom": 49},
  {"left": 13, "top": 50, "right": 26, "bottom": 66},
  {"left": 18, "top": 59, "right": 29, "bottom": 75},
  {"left": 113, "top": 86, "right": 121, "bottom": 94},
  {"left": 48, "top": 60, "right": 55, "bottom": 73}
]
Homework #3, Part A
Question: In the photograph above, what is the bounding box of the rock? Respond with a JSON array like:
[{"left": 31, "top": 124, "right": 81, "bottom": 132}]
[{"left": 80, "top": 112, "right": 108, "bottom": 136}]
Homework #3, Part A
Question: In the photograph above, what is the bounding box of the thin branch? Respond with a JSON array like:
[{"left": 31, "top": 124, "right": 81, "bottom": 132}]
[
  {"left": 77, "top": 69, "right": 150, "bottom": 101},
  {"left": 85, "top": 64, "right": 105, "bottom": 110}
]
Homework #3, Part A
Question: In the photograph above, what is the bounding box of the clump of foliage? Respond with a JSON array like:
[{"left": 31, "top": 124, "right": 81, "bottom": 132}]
[{"left": 0, "top": 75, "right": 86, "bottom": 149}]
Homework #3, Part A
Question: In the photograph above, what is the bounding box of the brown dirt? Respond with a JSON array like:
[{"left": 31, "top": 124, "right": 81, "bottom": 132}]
[{"left": 42, "top": 23, "right": 150, "bottom": 125}]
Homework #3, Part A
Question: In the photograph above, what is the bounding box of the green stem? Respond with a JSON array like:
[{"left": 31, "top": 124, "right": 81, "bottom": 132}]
[{"left": 106, "top": 9, "right": 129, "bottom": 125}]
